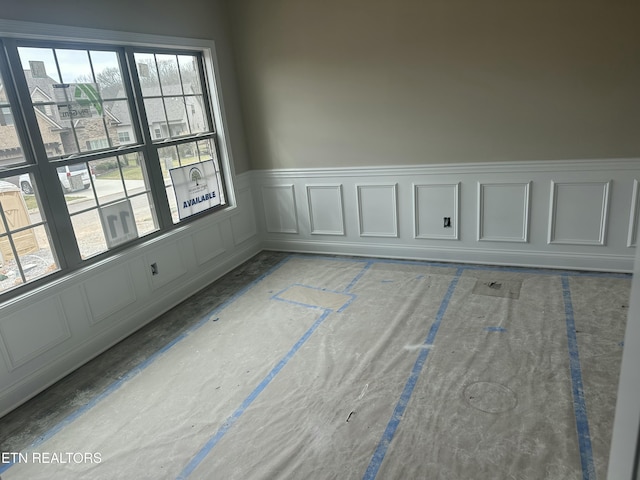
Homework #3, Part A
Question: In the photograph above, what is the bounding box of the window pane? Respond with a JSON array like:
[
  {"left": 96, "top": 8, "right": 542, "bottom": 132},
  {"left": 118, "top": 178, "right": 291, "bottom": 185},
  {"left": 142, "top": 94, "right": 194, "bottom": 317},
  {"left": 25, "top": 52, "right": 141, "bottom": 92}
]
[
  {"left": 134, "top": 53, "right": 161, "bottom": 96},
  {"left": 90, "top": 50, "right": 124, "bottom": 100},
  {"left": 185, "top": 95, "right": 209, "bottom": 134},
  {"left": 106, "top": 100, "right": 137, "bottom": 146},
  {"left": 144, "top": 97, "right": 167, "bottom": 140},
  {"left": 164, "top": 97, "right": 189, "bottom": 137},
  {"left": 158, "top": 145, "right": 178, "bottom": 185},
  {"left": 157, "top": 54, "right": 182, "bottom": 96},
  {"left": 0, "top": 176, "right": 59, "bottom": 293},
  {"left": 0, "top": 70, "right": 27, "bottom": 167},
  {"left": 56, "top": 163, "right": 94, "bottom": 194},
  {"left": 18, "top": 46, "right": 129, "bottom": 159},
  {"left": 178, "top": 55, "right": 202, "bottom": 94},
  {"left": 20, "top": 225, "right": 58, "bottom": 283},
  {"left": 71, "top": 209, "right": 107, "bottom": 259},
  {"left": 130, "top": 193, "right": 158, "bottom": 237},
  {"left": 17, "top": 47, "right": 61, "bottom": 83}
]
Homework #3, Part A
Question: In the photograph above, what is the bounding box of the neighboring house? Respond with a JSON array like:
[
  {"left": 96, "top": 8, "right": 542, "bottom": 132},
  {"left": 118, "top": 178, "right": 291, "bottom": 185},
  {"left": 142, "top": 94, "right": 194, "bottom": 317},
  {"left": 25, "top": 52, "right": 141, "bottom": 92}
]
[
  {"left": 108, "top": 84, "right": 206, "bottom": 146},
  {"left": 0, "top": 69, "right": 123, "bottom": 170}
]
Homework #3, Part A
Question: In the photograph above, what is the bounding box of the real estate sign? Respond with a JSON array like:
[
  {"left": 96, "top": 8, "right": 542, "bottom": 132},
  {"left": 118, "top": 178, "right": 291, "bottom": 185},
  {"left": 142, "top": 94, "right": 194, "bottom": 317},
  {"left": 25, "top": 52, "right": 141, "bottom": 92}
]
[{"left": 170, "top": 160, "right": 221, "bottom": 220}]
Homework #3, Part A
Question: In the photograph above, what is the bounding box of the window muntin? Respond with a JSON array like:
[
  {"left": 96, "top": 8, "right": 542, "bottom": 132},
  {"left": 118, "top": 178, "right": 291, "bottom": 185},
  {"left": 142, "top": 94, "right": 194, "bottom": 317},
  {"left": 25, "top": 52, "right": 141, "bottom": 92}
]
[
  {"left": 17, "top": 46, "right": 138, "bottom": 159},
  {"left": 0, "top": 75, "right": 26, "bottom": 167},
  {"left": 0, "top": 37, "right": 228, "bottom": 298},
  {"left": 0, "top": 53, "right": 60, "bottom": 295},
  {"left": 134, "top": 52, "right": 211, "bottom": 142},
  {"left": 0, "top": 174, "right": 60, "bottom": 295},
  {"left": 59, "top": 153, "right": 157, "bottom": 259}
]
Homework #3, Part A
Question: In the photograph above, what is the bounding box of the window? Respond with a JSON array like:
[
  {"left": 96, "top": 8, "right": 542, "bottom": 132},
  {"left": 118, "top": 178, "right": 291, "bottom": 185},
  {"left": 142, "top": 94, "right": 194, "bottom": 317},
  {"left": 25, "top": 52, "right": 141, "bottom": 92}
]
[
  {"left": 0, "top": 37, "right": 228, "bottom": 297},
  {"left": 0, "top": 106, "right": 14, "bottom": 126}
]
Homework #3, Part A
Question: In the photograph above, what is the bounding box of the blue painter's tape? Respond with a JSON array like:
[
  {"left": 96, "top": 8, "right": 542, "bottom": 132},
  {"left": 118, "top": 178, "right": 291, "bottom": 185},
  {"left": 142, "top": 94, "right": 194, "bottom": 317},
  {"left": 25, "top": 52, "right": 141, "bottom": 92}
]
[
  {"left": 344, "top": 261, "right": 373, "bottom": 292},
  {"left": 176, "top": 309, "right": 333, "bottom": 479},
  {"left": 562, "top": 275, "right": 596, "bottom": 480},
  {"left": 271, "top": 283, "right": 356, "bottom": 312},
  {"left": 176, "top": 261, "right": 371, "bottom": 478},
  {"left": 362, "top": 267, "right": 463, "bottom": 480},
  {"left": 485, "top": 326, "right": 507, "bottom": 332},
  {"left": 0, "top": 256, "right": 294, "bottom": 475}
]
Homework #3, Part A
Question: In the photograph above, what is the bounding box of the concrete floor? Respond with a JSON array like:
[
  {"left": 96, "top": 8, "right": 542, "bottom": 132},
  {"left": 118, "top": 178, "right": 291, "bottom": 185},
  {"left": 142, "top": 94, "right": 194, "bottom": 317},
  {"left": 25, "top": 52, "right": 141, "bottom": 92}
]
[{"left": 0, "top": 250, "right": 288, "bottom": 455}]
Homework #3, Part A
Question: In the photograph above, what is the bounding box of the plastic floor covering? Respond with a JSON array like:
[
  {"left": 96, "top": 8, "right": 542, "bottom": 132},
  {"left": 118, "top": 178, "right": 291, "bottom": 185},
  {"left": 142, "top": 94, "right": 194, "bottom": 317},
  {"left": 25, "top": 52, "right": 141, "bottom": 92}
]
[{"left": 0, "top": 255, "right": 631, "bottom": 479}]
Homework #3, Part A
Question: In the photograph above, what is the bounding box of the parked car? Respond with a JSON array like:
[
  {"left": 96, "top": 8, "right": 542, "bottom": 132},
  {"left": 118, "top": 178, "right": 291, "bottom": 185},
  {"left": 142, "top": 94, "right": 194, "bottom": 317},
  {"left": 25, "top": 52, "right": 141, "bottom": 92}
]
[{"left": 18, "top": 164, "right": 94, "bottom": 195}]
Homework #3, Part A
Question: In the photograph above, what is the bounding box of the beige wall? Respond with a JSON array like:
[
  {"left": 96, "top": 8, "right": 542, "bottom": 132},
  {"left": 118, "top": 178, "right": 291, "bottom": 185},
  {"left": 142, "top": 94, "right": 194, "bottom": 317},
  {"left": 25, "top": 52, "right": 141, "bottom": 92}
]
[
  {"left": 227, "top": 0, "right": 640, "bottom": 170},
  {"left": 0, "top": 0, "right": 251, "bottom": 173}
]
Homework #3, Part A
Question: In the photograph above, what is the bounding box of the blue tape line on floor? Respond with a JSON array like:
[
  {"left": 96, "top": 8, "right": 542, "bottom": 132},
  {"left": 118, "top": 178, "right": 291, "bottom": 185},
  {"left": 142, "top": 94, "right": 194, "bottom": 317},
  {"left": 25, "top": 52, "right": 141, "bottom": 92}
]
[
  {"left": 177, "top": 261, "right": 372, "bottom": 478},
  {"left": 485, "top": 326, "right": 507, "bottom": 332},
  {"left": 271, "top": 283, "right": 356, "bottom": 312},
  {"left": 176, "top": 308, "right": 333, "bottom": 479},
  {"left": 0, "top": 256, "right": 294, "bottom": 475},
  {"left": 562, "top": 275, "right": 596, "bottom": 480},
  {"left": 362, "top": 267, "right": 463, "bottom": 480}
]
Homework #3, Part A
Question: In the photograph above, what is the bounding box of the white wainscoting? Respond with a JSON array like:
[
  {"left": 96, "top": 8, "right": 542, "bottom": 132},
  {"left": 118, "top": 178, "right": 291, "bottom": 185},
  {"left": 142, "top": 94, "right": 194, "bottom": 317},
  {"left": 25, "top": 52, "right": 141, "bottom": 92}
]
[
  {"left": 252, "top": 159, "right": 640, "bottom": 272},
  {"left": 0, "top": 172, "right": 260, "bottom": 417}
]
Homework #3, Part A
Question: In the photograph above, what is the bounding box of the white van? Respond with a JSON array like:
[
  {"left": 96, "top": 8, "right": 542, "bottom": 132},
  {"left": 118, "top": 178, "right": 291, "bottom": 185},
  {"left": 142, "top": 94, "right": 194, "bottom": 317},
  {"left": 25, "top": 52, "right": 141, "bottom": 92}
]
[{"left": 19, "top": 164, "right": 93, "bottom": 194}]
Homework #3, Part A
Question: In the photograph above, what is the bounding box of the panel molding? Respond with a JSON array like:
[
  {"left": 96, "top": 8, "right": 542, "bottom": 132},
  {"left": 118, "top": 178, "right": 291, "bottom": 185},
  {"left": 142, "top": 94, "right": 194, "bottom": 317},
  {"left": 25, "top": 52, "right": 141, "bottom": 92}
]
[
  {"left": 144, "top": 240, "right": 189, "bottom": 290},
  {"left": 477, "top": 182, "right": 531, "bottom": 243},
  {"left": 414, "top": 182, "right": 460, "bottom": 240},
  {"left": 306, "top": 184, "right": 345, "bottom": 236},
  {"left": 261, "top": 184, "right": 299, "bottom": 234},
  {"left": 0, "top": 297, "right": 71, "bottom": 371},
  {"left": 357, "top": 183, "right": 398, "bottom": 238},
  {"left": 193, "top": 223, "right": 227, "bottom": 265},
  {"left": 231, "top": 189, "right": 258, "bottom": 246},
  {"left": 82, "top": 264, "right": 137, "bottom": 326},
  {"left": 253, "top": 160, "right": 639, "bottom": 272},
  {"left": 627, "top": 179, "right": 639, "bottom": 248},
  {"left": 548, "top": 180, "right": 611, "bottom": 246}
]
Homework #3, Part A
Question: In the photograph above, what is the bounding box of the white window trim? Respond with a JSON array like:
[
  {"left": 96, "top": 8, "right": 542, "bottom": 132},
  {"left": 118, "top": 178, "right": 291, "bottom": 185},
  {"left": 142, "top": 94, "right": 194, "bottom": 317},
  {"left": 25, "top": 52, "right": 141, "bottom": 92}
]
[{"left": 0, "top": 18, "right": 238, "bottom": 209}]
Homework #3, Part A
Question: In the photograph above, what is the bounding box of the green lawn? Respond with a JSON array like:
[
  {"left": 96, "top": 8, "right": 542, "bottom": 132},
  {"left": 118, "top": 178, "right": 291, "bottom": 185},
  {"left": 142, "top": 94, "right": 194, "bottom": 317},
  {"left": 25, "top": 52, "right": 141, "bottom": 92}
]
[
  {"left": 23, "top": 195, "right": 83, "bottom": 210},
  {"left": 98, "top": 166, "right": 145, "bottom": 181}
]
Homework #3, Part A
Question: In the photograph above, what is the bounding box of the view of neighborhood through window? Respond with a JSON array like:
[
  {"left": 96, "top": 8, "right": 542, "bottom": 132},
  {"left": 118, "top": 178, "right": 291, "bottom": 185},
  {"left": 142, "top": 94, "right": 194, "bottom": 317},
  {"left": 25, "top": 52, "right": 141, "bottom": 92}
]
[
  {"left": 0, "top": 66, "right": 60, "bottom": 293},
  {"left": 0, "top": 38, "right": 227, "bottom": 297}
]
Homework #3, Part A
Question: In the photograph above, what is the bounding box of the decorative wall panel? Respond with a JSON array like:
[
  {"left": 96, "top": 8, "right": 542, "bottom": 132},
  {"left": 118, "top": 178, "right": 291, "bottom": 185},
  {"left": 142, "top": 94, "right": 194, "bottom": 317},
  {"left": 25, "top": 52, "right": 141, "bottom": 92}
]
[
  {"left": 262, "top": 185, "right": 298, "bottom": 233},
  {"left": 414, "top": 183, "right": 459, "bottom": 240},
  {"left": 0, "top": 298, "right": 70, "bottom": 370},
  {"left": 357, "top": 184, "right": 398, "bottom": 237},
  {"left": 548, "top": 181, "right": 610, "bottom": 246},
  {"left": 83, "top": 264, "right": 137, "bottom": 325},
  {"left": 478, "top": 182, "right": 531, "bottom": 242},
  {"left": 307, "top": 184, "right": 345, "bottom": 235}
]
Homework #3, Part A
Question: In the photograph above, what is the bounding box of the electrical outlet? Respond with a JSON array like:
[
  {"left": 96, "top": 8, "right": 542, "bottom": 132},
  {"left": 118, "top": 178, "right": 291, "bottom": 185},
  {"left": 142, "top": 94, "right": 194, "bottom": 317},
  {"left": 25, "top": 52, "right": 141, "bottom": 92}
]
[
  {"left": 150, "top": 263, "right": 158, "bottom": 276},
  {"left": 443, "top": 217, "right": 452, "bottom": 228}
]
